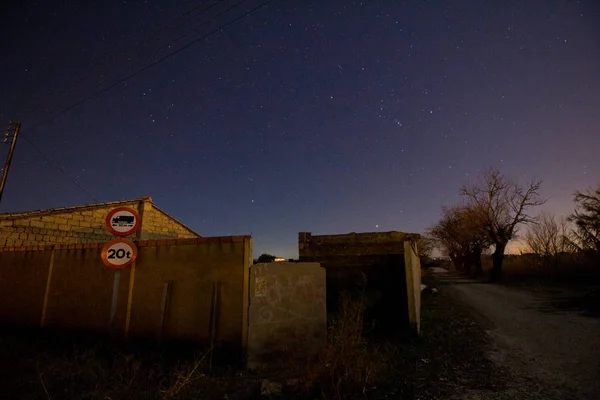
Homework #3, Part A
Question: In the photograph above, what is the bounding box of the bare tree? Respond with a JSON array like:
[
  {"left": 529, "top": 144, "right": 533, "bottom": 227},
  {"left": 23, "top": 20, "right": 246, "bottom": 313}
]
[
  {"left": 461, "top": 168, "right": 545, "bottom": 281},
  {"left": 428, "top": 204, "right": 490, "bottom": 276},
  {"left": 428, "top": 206, "right": 467, "bottom": 273},
  {"left": 460, "top": 203, "right": 493, "bottom": 277},
  {"left": 255, "top": 253, "right": 276, "bottom": 263},
  {"left": 568, "top": 184, "right": 600, "bottom": 258},
  {"left": 417, "top": 234, "right": 435, "bottom": 265},
  {"left": 524, "top": 211, "right": 570, "bottom": 263}
]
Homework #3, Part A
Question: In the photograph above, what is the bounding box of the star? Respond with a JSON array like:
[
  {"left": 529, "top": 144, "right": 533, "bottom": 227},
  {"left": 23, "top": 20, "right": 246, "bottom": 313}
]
[{"left": 1, "top": 0, "right": 597, "bottom": 265}]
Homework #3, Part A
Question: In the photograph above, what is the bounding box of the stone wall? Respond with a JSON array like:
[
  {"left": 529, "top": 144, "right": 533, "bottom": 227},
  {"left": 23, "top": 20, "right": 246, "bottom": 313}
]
[
  {"left": 138, "top": 202, "right": 198, "bottom": 240},
  {"left": 298, "top": 231, "right": 420, "bottom": 259},
  {"left": 0, "top": 197, "right": 199, "bottom": 248}
]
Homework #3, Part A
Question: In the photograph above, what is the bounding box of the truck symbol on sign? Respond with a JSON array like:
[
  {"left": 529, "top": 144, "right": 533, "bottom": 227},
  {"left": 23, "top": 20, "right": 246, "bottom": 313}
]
[{"left": 112, "top": 215, "right": 135, "bottom": 226}]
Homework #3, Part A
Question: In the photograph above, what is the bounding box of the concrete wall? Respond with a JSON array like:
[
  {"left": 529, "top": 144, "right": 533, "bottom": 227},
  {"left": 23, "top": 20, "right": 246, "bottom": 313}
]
[
  {"left": 0, "top": 197, "right": 199, "bottom": 248},
  {"left": 247, "top": 262, "right": 326, "bottom": 370},
  {"left": 0, "top": 236, "right": 251, "bottom": 353},
  {"left": 298, "top": 231, "right": 421, "bottom": 334},
  {"left": 404, "top": 241, "right": 421, "bottom": 334},
  {"left": 0, "top": 250, "right": 52, "bottom": 326},
  {"left": 128, "top": 238, "right": 251, "bottom": 348},
  {"left": 44, "top": 247, "right": 132, "bottom": 332},
  {"left": 299, "top": 231, "right": 419, "bottom": 258}
]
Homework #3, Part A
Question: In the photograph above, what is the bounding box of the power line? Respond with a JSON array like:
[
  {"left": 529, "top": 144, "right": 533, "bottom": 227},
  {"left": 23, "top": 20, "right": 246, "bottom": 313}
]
[
  {"left": 14, "top": 0, "right": 275, "bottom": 203},
  {"left": 23, "top": 0, "right": 271, "bottom": 136},
  {"left": 22, "top": 0, "right": 225, "bottom": 126},
  {"left": 19, "top": 135, "right": 99, "bottom": 202}
]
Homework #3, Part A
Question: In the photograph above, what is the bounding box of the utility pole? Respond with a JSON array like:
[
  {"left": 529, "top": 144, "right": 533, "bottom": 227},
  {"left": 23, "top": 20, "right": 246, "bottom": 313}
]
[{"left": 0, "top": 121, "right": 21, "bottom": 204}]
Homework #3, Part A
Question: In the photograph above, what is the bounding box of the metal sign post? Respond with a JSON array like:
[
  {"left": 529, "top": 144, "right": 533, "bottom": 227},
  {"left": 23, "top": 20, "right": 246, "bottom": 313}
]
[
  {"left": 101, "top": 238, "right": 138, "bottom": 334},
  {"left": 102, "top": 207, "right": 141, "bottom": 334},
  {"left": 110, "top": 270, "right": 121, "bottom": 332}
]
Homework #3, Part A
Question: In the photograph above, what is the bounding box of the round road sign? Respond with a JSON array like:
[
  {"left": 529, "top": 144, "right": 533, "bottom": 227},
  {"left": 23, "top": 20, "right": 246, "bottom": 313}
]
[
  {"left": 105, "top": 207, "right": 141, "bottom": 236},
  {"left": 101, "top": 239, "right": 138, "bottom": 269}
]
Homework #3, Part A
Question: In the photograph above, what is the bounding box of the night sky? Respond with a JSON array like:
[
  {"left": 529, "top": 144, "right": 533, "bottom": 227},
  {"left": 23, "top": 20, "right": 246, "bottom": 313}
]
[{"left": 1, "top": 0, "right": 599, "bottom": 258}]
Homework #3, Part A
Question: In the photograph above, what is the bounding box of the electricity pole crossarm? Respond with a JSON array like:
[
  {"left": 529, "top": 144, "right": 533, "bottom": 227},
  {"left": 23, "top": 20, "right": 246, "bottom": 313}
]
[{"left": 0, "top": 121, "right": 22, "bottom": 204}]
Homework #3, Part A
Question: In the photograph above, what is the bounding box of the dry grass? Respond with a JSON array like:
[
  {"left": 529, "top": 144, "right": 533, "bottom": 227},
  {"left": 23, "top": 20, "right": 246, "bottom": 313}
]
[
  {"left": 0, "top": 331, "right": 259, "bottom": 400},
  {"left": 160, "top": 350, "right": 210, "bottom": 400},
  {"left": 0, "top": 279, "right": 511, "bottom": 400},
  {"left": 285, "top": 281, "right": 508, "bottom": 399},
  {"left": 295, "top": 277, "right": 511, "bottom": 399},
  {"left": 297, "top": 291, "right": 390, "bottom": 399}
]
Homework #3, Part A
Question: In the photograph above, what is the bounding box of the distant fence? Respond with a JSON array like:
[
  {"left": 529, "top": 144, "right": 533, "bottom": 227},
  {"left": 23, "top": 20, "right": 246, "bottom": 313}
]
[
  {"left": 482, "top": 253, "right": 600, "bottom": 283},
  {"left": 0, "top": 236, "right": 252, "bottom": 354}
]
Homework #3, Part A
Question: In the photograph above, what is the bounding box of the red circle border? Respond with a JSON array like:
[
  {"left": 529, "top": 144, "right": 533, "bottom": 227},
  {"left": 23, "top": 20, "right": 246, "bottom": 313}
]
[
  {"left": 101, "top": 238, "right": 138, "bottom": 269},
  {"left": 105, "top": 206, "right": 141, "bottom": 237}
]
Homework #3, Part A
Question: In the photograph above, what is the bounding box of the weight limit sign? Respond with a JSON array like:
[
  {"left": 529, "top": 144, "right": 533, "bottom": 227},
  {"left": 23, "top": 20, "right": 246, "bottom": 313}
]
[{"left": 101, "top": 238, "right": 138, "bottom": 269}]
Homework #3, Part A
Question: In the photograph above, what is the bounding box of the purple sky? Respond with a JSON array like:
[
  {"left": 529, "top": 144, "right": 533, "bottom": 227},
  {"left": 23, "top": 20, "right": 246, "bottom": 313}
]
[{"left": 1, "top": 0, "right": 599, "bottom": 258}]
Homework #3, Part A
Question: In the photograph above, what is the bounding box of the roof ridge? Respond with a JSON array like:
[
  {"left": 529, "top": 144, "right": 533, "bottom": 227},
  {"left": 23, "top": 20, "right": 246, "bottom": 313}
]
[{"left": 0, "top": 197, "right": 153, "bottom": 218}]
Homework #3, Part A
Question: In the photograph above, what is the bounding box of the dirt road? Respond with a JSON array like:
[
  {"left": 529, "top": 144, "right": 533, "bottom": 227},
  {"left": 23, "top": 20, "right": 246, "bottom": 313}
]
[{"left": 434, "top": 271, "right": 600, "bottom": 400}]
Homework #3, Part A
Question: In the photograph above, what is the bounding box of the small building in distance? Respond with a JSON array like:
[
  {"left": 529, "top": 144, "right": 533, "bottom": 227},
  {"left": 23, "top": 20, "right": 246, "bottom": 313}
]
[{"left": 0, "top": 197, "right": 200, "bottom": 248}]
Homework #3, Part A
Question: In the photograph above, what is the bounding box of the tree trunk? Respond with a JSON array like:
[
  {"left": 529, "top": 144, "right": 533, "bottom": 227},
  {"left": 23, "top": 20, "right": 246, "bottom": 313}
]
[
  {"left": 458, "top": 255, "right": 468, "bottom": 275},
  {"left": 449, "top": 255, "right": 458, "bottom": 272},
  {"left": 463, "top": 259, "right": 472, "bottom": 276},
  {"left": 450, "top": 254, "right": 467, "bottom": 274},
  {"left": 491, "top": 241, "right": 507, "bottom": 281},
  {"left": 473, "top": 244, "right": 483, "bottom": 278}
]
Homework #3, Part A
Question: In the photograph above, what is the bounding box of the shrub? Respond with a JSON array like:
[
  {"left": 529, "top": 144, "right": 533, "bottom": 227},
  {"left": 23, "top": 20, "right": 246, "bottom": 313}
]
[{"left": 300, "top": 291, "right": 389, "bottom": 399}]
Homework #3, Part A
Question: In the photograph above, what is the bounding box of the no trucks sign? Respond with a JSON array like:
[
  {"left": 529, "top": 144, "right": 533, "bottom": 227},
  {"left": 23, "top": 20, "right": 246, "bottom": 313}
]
[{"left": 105, "top": 206, "right": 141, "bottom": 236}]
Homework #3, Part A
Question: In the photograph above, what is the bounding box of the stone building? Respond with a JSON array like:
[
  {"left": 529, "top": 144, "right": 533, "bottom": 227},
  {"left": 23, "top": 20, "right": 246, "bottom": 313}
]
[
  {"left": 0, "top": 197, "right": 200, "bottom": 248},
  {"left": 298, "top": 231, "right": 422, "bottom": 334}
]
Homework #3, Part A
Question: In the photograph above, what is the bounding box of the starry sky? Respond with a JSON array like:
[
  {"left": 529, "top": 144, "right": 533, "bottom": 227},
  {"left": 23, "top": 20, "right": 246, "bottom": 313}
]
[{"left": 1, "top": 0, "right": 599, "bottom": 258}]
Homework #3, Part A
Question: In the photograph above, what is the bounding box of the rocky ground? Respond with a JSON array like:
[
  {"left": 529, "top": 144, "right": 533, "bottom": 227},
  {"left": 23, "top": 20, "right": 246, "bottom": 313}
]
[
  {"left": 434, "top": 270, "right": 600, "bottom": 400},
  {"left": 7, "top": 273, "right": 592, "bottom": 399}
]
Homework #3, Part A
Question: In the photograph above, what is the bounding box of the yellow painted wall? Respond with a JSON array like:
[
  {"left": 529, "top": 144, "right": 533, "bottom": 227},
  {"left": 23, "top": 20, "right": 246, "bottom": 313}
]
[
  {"left": 128, "top": 239, "right": 250, "bottom": 349},
  {"left": 44, "top": 247, "right": 132, "bottom": 332},
  {"left": 0, "top": 250, "right": 51, "bottom": 326},
  {"left": 0, "top": 237, "right": 251, "bottom": 353}
]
